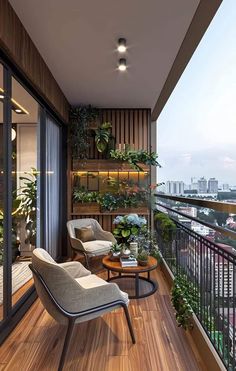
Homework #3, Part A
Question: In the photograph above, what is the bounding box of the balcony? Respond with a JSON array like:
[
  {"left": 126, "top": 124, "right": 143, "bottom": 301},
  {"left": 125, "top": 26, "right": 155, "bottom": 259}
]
[{"left": 0, "top": 260, "right": 207, "bottom": 370}]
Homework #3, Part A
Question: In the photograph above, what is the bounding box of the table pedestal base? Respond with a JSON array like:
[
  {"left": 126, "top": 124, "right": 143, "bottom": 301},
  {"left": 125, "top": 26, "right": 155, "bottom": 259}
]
[{"left": 108, "top": 273, "right": 158, "bottom": 299}]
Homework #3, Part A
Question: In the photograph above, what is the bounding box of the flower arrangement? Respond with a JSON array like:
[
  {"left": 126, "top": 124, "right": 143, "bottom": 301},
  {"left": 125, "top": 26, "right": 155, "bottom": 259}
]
[{"left": 113, "top": 214, "right": 147, "bottom": 244}]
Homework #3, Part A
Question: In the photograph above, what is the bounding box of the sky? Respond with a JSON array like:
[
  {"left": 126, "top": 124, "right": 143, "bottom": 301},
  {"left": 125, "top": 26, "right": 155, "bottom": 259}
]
[{"left": 157, "top": 0, "right": 236, "bottom": 186}]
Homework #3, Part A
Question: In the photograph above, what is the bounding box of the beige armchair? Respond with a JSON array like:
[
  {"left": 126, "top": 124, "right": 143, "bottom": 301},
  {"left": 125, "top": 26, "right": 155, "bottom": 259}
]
[
  {"left": 30, "top": 248, "right": 135, "bottom": 371},
  {"left": 67, "top": 218, "right": 116, "bottom": 267}
]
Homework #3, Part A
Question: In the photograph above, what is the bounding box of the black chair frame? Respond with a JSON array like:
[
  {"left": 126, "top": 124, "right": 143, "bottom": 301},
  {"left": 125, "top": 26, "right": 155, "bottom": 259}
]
[{"left": 29, "top": 264, "right": 135, "bottom": 371}]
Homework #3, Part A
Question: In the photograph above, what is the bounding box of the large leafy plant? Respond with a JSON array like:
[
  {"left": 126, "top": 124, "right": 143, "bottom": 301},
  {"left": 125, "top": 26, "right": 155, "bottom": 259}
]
[
  {"left": 110, "top": 149, "right": 161, "bottom": 171},
  {"left": 113, "top": 214, "right": 147, "bottom": 244},
  {"left": 94, "top": 122, "right": 113, "bottom": 153},
  {"left": 18, "top": 170, "right": 37, "bottom": 246},
  {"left": 154, "top": 212, "right": 177, "bottom": 242}
]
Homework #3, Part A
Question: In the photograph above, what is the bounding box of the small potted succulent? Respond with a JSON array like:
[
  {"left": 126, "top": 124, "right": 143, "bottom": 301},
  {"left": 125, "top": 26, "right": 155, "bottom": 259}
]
[
  {"left": 110, "top": 242, "right": 123, "bottom": 261},
  {"left": 137, "top": 249, "right": 149, "bottom": 266}
]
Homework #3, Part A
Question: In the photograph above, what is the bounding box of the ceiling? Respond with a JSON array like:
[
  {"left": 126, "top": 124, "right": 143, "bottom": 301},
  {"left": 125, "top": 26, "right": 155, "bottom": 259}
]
[{"left": 9, "top": 0, "right": 200, "bottom": 111}]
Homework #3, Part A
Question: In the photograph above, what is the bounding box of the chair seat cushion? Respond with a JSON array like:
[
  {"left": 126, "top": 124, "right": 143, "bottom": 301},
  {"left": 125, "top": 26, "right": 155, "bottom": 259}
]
[
  {"left": 75, "top": 274, "right": 129, "bottom": 304},
  {"left": 76, "top": 274, "right": 108, "bottom": 289},
  {"left": 83, "top": 240, "right": 112, "bottom": 255}
]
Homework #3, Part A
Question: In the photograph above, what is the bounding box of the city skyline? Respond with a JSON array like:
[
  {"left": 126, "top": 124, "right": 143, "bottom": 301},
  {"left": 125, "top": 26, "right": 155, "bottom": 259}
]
[{"left": 157, "top": 0, "right": 236, "bottom": 185}]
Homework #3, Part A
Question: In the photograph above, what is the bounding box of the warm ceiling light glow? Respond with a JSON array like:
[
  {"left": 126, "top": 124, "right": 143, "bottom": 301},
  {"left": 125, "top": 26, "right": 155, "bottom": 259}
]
[
  {"left": 15, "top": 108, "right": 22, "bottom": 113},
  {"left": 0, "top": 88, "right": 29, "bottom": 114},
  {"left": 0, "top": 94, "right": 4, "bottom": 99},
  {"left": 118, "top": 58, "right": 127, "bottom": 71},
  {"left": 117, "top": 38, "right": 127, "bottom": 53}
]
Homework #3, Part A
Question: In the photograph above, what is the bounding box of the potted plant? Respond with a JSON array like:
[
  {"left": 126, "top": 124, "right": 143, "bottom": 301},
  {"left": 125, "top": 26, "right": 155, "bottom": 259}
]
[
  {"left": 109, "top": 242, "right": 123, "bottom": 261},
  {"left": 137, "top": 249, "right": 149, "bottom": 266},
  {"left": 73, "top": 188, "right": 100, "bottom": 213},
  {"left": 113, "top": 214, "right": 147, "bottom": 244}
]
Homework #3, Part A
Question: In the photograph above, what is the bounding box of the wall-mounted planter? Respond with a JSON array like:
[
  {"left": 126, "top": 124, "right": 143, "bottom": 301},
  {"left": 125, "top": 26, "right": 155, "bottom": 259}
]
[{"left": 73, "top": 202, "right": 100, "bottom": 214}]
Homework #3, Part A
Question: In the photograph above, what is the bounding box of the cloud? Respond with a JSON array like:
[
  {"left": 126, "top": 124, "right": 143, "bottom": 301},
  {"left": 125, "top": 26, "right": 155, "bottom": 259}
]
[{"left": 222, "top": 156, "right": 236, "bottom": 169}]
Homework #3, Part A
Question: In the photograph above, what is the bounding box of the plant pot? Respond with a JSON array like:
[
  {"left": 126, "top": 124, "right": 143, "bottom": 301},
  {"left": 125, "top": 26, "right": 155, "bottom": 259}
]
[
  {"left": 138, "top": 259, "right": 148, "bottom": 266},
  {"left": 73, "top": 202, "right": 100, "bottom": 214},
  {"left": 109, "top": 252, "right": 121, "bottom": 262}
]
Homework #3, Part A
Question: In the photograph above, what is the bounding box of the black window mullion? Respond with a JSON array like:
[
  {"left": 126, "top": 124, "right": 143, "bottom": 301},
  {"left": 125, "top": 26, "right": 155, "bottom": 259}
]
[{"left": 3, "top": 65, "right": 12, "bottom": 318}]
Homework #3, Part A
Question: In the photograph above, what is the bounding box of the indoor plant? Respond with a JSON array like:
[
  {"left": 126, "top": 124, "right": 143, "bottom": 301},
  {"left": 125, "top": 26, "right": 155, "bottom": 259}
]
[
  {"left": 94, "top": 121, "right": 113, "bottom": 153},
  {"left": 137, "top": 249, "right": 149, "bottom": 266},
  {"left": 113, "top": 214, "right": 147, "bottom": 244},
  {"left": 109, "top": 242, "right": 123, "bottom": 261}
]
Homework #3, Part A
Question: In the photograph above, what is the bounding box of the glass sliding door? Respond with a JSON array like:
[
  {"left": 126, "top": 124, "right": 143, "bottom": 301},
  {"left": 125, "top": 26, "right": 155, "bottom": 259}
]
[
  {"left": 45, "top": 114, "right": 61, "bottom": 259},
  {"left": 0, "top": 63, "right": 4, "bottom": 321},
  {"left": 11, "top": 77, "right": 40, "bottom": 307}
]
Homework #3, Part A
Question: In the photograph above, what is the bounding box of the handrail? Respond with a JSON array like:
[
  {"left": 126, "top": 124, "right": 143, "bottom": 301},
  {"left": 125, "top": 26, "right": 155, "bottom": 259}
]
[
  {"left": 155, "top": 193, "right": 236, "bottom": 214},
  {"left": 155, "top": 201, "right": 236, "bottom": 240}
]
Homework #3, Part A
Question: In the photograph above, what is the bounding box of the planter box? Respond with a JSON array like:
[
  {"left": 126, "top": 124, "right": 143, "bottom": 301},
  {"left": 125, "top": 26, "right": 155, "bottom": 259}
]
[
  {"left": 72, "top": 159, "right": 149, "bottom": 172},
  {"left": 73, "top": 202, "right": 100, "bottom": 214},
  {"left": 102, "top": 206, "right": 149, "bottom": 214}
]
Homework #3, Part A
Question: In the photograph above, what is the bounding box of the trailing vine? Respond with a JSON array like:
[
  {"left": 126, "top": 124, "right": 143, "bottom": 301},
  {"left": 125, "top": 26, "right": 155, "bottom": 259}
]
[
  {"left": 171, "top": 273, "right": 199, "bottom": 330},
  {"left": 69, "top": 106, "right": 99, "bottom": 159}
]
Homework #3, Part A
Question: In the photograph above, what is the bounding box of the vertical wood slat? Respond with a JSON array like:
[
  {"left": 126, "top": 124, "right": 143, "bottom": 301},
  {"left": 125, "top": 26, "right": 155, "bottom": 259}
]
[{"left": 69, "top": 108, "right": 151, "bottom": 233}]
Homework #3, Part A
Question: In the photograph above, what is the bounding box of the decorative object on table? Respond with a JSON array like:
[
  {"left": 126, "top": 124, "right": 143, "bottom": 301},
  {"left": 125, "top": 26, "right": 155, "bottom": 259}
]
[
  {"left": 110, "top": 148, "right": 161, "bottom": 171},
  {"left": 120, "top": 255, "right": 138, "bottom": 267},
  {"left": 129, "top": 242, "right": 138, "bottom": 257},
  {"left": 109, "top": 242, "right": 123, "bottom": 261},
  {"left": 137, "top": 249, "right": 149, "bottom": 266},
  {"left": 113, "top": 214, "right": 147, "bottom": 244},
  {"left": 121, "top": 247, "right": 131, "bottom": 257}
]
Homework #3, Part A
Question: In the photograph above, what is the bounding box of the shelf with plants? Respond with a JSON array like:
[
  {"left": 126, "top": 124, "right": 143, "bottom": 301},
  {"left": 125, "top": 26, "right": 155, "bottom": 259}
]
[
  {"left": 68, "top": 107, "right": 160, "bottom": 231},
  {"left": 72, "top": 172, "right": 150, "bottom": 215}
]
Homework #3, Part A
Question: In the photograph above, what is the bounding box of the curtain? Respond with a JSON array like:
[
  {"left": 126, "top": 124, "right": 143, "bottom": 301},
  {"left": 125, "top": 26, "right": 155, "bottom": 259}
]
[{"left": 45, "top": 115, "right": 60, "bottom": 259}]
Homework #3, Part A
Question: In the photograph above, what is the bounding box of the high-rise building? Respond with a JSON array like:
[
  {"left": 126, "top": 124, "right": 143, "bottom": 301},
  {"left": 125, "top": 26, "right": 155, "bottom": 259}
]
[
  {"left": 208, "top": 177, "right": 218, "bottom": 193},
  {"left": 198, "top": 177, "right": 207, "bottom": 193},
  {"left": 190, "top": 177, "right": 198, "bottom": 192},
  {"left": 166, "top": 181, "right": 184, "bottom": 195},
  {"left": 223, "top": 183, "right": 230, "bottom": 191}
]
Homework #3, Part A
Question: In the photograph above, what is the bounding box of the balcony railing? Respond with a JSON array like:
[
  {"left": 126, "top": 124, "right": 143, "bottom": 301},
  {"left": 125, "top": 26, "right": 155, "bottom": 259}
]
[{"left": 154, "top": 194, "right": 236, "bottom": 371}]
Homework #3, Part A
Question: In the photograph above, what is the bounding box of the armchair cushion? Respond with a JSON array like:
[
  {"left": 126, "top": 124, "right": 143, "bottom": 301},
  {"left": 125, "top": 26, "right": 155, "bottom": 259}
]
[
  {"left": 75, "top": 226, "right": 95, "bottom": 242},
  {"left": 83, "top": 240, "right": 112, "bottom": 255},
  {"left": 59, "top": 261, "right": 91, "bottom": 279}
]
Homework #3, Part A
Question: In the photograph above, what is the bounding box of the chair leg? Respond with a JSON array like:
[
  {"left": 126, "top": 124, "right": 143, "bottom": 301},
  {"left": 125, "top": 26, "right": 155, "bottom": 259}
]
[
  {"left": 123, "top": 305, "right": 136, "bottom": 344},
  {"left": 58, "top": 318, "right": 75, "bottom": 371},
  {"left": 83, "top": 252, "right": 90, "bottom": 269}
]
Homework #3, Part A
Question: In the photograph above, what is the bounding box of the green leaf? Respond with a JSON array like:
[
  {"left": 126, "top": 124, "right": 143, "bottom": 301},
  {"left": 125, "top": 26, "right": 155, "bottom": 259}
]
[{"left": 121, "top": 229, "right": 130, "bottom": 238}]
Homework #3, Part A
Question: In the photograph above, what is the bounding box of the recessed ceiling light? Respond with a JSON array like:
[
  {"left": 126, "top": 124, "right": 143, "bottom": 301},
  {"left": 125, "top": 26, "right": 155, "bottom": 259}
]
[
  {"left": 118, "top": 58, "right": 127, "bottom": 71},
  {"left": 15, "top": 108, "right": 22, "bottom": 113},
  {"left": 0, "top": 94, "right": 4, "bottom": 99},
  {"left": 117, "top": 38, "right": 127, "bottom": 53}
]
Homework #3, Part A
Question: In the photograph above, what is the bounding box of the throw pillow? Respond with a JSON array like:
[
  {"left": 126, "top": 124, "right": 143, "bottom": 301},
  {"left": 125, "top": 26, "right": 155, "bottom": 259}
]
[{"left": 75, "top": 226, "right": 95, "bottom": 242}]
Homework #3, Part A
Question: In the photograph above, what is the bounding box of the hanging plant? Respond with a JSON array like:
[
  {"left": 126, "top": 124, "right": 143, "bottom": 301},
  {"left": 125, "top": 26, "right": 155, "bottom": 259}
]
[
  {"left": 94, "top": 122, "right": 112, "bottom": 153},
  {"left": 69, "top": 106, "right": 99, "bottom": 159}
]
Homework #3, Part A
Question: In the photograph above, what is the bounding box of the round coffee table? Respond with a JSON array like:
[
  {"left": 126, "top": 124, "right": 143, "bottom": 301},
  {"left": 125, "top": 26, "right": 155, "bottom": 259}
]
[{"left": 102, "top": 255, "right": 158, "bottom": 299}]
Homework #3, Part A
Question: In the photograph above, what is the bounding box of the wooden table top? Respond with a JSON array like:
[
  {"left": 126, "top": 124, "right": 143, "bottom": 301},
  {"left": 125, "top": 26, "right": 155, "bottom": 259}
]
[{"left": 102, "top": 255, "right": 158, "bottom": 273}]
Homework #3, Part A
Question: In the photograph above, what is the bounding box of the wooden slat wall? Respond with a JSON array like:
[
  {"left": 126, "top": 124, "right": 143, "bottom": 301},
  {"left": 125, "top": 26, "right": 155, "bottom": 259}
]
[
  {"left": 88, "top": 109, "right": 150, "bottom": 159},
  {"left": 69, "top": 108, "right": 151, "bottom": 235},
  {"left": 0, "top": 0, "right": 69, "bottom": 123}
]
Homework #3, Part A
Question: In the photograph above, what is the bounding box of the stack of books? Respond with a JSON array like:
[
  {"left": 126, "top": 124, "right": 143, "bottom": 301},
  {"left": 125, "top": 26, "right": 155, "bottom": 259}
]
[{"left": 120, "top": 256, "right": 138, "bottom": 267}]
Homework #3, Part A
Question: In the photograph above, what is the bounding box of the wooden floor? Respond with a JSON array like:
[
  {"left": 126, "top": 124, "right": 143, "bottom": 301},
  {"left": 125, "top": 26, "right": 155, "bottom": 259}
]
[{"left": 0, "top": 266, "right": 206, "bottom": 371}]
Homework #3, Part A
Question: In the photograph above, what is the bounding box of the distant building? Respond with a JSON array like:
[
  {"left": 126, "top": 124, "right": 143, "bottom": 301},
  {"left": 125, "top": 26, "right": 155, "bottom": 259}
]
[
  {"left": 198, "top": 177, "right": 207, "bottom": 193},
  {"left": 190, "top": 177, "right": 198, "bottom": 192},
  {"left": 208, "top": 177, "right": 218, "bottom": 193},
  {"left": 177, "top": 207, "right": 197, "bottom": 218},
  {"left": 222, "top": 183, "right": 230, "bottom": 191},
  {"left": 166, "top": 181, "right": 184, "bottom": 195}
]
